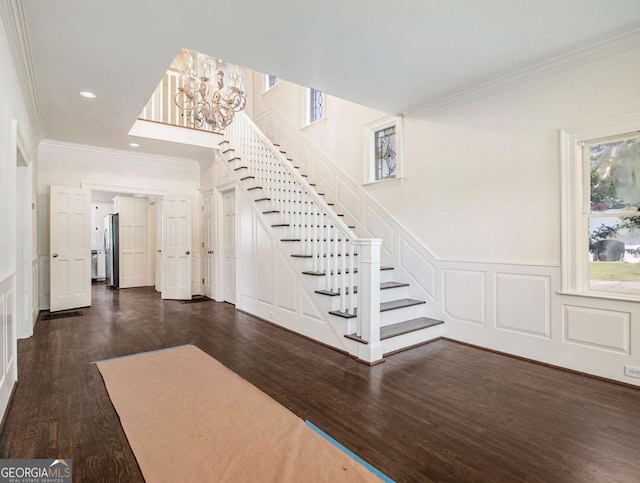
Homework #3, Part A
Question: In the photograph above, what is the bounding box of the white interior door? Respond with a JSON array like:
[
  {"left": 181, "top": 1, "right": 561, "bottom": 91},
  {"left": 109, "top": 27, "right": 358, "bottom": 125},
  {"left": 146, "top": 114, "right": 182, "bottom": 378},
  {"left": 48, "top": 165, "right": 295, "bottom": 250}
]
[
  {"left": 161, "top": 195, "right": 192, "bottom": 300},
  {"left": 118, "top": 197, "right": 148, "bottom": 289},
  {"left": 155, "top": 198, "right": 163, "bottom": 292},
  {"left": 50, "top": 185, "right": 91, "bottom": 311},
  {"left": 203, "top": 195, "right": 214, "bottom": 299},
  {"left": 223, "top": 191, "right": 236, "bottom": 304}
]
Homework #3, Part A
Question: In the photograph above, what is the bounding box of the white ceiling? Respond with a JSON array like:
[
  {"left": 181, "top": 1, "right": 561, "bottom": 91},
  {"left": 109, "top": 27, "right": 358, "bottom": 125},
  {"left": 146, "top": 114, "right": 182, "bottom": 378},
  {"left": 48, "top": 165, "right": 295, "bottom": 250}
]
[{"left": 22, "top": 1, "right": 640, "bottom": 160}]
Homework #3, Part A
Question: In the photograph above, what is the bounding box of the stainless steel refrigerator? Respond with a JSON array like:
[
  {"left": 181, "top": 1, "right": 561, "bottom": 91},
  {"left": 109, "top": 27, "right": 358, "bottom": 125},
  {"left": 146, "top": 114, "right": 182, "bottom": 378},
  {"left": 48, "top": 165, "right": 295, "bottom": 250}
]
[{"left": 104, "top": 214, "right": 119, "bottom": 289}]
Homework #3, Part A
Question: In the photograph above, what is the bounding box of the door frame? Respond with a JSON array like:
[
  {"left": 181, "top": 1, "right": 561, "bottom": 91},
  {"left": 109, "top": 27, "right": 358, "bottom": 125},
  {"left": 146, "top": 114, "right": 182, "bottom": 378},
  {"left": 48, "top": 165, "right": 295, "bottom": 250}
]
[
  {"left": 213, "top": 182, "right": 237, "bottom": 303},
  {"left": 13, "top": 121, "right": 34, "bottom": 341},
  {"left": 201, "top": 189, "right": 214, "bottom": 299}
]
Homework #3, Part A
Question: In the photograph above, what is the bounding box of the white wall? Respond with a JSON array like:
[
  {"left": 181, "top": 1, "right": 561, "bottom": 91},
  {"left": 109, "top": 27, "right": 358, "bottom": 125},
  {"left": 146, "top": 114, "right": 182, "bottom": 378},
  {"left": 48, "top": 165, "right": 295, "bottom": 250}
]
[
  {"left": 0, "top": 16, "right": 38, "bottom": 420},
  {"left": 249, "top": 46, "right": 640, "bottom": 386},
  {"left": 37, "top": 141, "right": 201, "bottom": 306}
]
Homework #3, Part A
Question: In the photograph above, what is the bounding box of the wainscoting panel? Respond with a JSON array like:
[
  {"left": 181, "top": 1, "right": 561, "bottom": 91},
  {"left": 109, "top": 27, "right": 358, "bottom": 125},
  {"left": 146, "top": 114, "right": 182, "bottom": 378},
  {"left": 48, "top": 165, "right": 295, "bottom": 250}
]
[
  {"left": 256, "top": 221, "right": 274, "bottom": 305},
  {"left": 495, "top": 273, "right": 551, "bottom": 338},
  {"left": 32, "top": 257, "right": 39, "bottom": 324},
  {"left": 314, "top": 158, "right": 335, "bottom": 195},
  {"left": 563, "top": 305, "right": 630, "bottom": 355},
  {"left": 443, "top": 269, "right": 485, "bottom": 326},
  {"left": 38, "top": 255, "right": 50, "bottom": 310},
  {"left": 336, "top": 178, "right": 361, "bottom": 221},
  {"left": 399, "top": 238, "right": 436, "bottom": 299},
  {"left": 276, "top": 253, "right": 297, "bottom": 314},
  {"left": 364, "top": 205, "right": 395, "bottom": 257},
  {"left": 0, "top": 274, "right": 17, "bottom": 423},
  {"left": 215, "top": 162, "right": 232, "bottom": 185}
]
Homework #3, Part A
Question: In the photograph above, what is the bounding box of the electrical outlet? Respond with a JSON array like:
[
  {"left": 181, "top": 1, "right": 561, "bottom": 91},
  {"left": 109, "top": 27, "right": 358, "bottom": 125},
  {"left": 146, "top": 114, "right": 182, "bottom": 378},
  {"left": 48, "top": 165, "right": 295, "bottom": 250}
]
[{"left": 624, "top": 365, "right": 640, "bottom": 379}]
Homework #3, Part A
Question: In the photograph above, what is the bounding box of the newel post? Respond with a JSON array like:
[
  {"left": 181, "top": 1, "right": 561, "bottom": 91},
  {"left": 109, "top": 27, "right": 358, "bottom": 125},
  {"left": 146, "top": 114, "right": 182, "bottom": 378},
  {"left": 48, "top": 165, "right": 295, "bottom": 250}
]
[{"left": 354, "top": 239, "right": 383, "bottom": 364}]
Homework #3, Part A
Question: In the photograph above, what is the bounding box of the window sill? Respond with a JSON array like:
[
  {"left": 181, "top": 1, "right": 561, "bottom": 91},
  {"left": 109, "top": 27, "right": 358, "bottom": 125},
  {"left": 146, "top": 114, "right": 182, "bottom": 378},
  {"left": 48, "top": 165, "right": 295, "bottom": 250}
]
[
  {"left": 302, "top": 118, "right": 327, "bottom": 132},
  {"left": 557, "top": 290, "right": 640, "bottom": 303},
  {"left": 362, "top": 177, "right": 405, "bottom": 190}
]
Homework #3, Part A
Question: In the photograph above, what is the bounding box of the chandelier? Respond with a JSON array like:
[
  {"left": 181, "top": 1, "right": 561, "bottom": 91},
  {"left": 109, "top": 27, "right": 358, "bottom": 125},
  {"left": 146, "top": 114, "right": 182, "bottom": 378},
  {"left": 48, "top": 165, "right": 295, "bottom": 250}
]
[{"left": 174, "top": 50, "right": 246, "bottom": 132}]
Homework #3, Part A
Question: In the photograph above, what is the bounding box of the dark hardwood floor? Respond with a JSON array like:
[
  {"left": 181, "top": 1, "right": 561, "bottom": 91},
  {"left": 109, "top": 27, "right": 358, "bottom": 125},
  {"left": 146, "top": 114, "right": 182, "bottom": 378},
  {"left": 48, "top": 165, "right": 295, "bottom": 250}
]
[{"left": 1, "top": 284, "right": 639, "bottom": 482}]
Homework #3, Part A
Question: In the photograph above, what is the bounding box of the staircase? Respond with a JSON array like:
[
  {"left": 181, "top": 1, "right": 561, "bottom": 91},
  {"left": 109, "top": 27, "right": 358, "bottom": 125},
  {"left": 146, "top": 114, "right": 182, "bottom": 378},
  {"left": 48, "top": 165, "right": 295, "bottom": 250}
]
[{"left": 222, "top": 113, "right": 443, "bottom": 364}]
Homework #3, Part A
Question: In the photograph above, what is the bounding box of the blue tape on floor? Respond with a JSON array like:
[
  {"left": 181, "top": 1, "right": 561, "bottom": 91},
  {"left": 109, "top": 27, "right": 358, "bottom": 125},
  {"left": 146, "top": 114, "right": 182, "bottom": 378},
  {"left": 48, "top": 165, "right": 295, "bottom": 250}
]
[
  {"left": 91, "top": 344, "right": 194, "bottom": 364},
  {"left": 305, "top": 420, "right": 395, "bottom": 483}
]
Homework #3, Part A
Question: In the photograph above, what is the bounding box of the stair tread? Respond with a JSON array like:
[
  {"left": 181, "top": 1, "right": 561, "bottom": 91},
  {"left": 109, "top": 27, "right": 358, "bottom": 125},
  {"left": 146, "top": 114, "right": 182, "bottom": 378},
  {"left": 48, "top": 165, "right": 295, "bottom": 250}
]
[
  {"left": 233, "top": 166, "right": 248, "bottom": 171},
  {"left": 315, "top": 281, "right": 408, "bottom": 296},
  {"left": 271, "top": 224, "right": 356, "bottom": 229},
  {"left": 381, "top": 298, "right": 426, "bottom": 312},
  {"left": 303, "top": 266, "right": 392, "bottom": 277},
  {"left": 247, "top": 186, "right": 263, "bottom": 191},
  {"left": 329, "top": 297, "right": 424, "bottom": 319},
  {"left": 380, "top": 317, "right": 444, "bottom": 340},
  {"left": 292, "top": 253, "right": 357, "bottom": 258},
  {"left": 344, "top": 333, "right": 368, "bottom": 345}
]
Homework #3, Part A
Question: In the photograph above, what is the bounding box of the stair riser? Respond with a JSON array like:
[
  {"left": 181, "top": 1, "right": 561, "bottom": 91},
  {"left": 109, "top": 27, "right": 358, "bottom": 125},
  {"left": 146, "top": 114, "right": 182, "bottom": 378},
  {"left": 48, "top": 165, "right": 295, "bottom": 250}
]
[
  {"left": 381, "top": 324, "right": 443, "bottom": 356},
  {"left": 380, "top": 304, "right": 426, "bottom": 327}
]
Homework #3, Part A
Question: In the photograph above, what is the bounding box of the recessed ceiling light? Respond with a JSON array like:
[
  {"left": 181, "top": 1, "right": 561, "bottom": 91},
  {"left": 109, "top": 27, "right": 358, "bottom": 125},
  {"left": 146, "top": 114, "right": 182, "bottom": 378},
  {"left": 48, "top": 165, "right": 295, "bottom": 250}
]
[
  {"left": 79, "top": 91, "right": 96, "bottom": 99},
  {"left": 129, "top": 143, "right": 140, "bottom": 148}
]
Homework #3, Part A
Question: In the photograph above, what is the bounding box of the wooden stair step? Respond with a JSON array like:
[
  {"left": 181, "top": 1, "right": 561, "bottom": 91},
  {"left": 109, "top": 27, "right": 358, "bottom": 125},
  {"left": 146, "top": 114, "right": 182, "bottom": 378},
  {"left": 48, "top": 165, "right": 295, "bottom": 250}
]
[
  {"left": 218, "top": 140, "right": 230, "bottom": 146},
  {"left": 281, "top": 238, "right": 345, "bottom": 242},
  {"left": 380, "top": 317, "right": 444, "bottom": 341},
  {"left": 255, "top": 197, "right": 270, "bottom": 202},
  {"left": 380, "top": 298, "right": 426, "bottom": 312},
  {"left": 228, "top": 156, "right": 241, "bottom": 162},
  {"left": 234, "top": 166, "right": 248, "bottom": 171},
  {"left": 247, "top": 186, "right": 263, "bottom": 191},
  {"left": 240, "top": 176, "right": 255, "bottom": 181},
  {"left": 344, "top": 333, "right": 368, "bottom": 344},
  {"left": 329, "top": 298, "right": 425, "bottom": 319},
  {"left": 222, "top": 148, "right": 234, "bottom": 154},
  {"left": 271, "top": 224, "right": 356, "bottom": 229},
  {"left": 291, "top": 253, "right": 358, "bottom": 258},
  {"left": 303, "top": 266, "right": 393, "bottom": 277},
  {"left": 315, "top": 281, "right": 408, "bottom": 296}
]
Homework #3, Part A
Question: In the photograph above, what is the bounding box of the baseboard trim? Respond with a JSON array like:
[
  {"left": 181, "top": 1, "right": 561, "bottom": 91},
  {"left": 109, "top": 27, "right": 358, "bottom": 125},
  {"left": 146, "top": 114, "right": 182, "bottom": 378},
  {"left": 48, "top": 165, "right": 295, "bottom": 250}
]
[
  {"left": 351, "top": 356, "right": 386, "bottom": 366},
  {"left": 235, "top": 308, "right": 350, "bottom": 358},
  {"left": 384, "top": 337, "right": 443, "bottom": 358},
  {"left": 0, "top": 381, "right": 18, "bottom": 435},
  {"left": 442, "top": 337, "right": 640, "bottom": 391}
]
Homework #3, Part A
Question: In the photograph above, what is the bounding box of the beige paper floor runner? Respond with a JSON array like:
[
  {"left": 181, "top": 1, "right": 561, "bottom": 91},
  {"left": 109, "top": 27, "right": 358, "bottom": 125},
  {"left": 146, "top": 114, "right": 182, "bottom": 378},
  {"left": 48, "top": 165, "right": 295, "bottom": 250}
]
[{"left": 97, "top": 345, "right": 382, "bottom": 482}]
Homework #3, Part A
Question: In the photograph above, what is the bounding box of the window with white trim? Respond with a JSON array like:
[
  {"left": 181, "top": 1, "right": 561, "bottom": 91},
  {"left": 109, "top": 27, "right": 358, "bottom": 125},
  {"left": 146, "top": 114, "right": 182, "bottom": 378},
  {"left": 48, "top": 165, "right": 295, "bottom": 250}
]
[
  {"left": 306, "top": 88, "right": 324, "bottom": 125},
  {"left": 561, "top": 115, "right": 640, "bottom": 300},
  {"left": 363, "top": 115, "right": 404, "bottom": 185},
  {"left": 266, "top": 74, "right": 278, "bottom": 91}
]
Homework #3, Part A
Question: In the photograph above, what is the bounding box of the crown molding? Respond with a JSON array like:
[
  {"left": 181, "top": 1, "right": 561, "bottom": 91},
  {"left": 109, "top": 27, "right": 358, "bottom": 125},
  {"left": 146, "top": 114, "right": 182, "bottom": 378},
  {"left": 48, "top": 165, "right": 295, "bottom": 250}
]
[
  {"left": 39, "top": 139, "right": 200, "bottom": 168},
  {"left": 0, "top": 0, "right": 42, "bottom": 140},
  {"left": 405, "top": 21, "right": 640, "bottom": 117}
]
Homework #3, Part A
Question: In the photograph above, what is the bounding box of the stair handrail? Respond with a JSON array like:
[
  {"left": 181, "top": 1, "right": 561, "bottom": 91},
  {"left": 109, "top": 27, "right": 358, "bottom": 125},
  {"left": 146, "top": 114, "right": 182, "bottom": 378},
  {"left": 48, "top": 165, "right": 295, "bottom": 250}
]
[
  {"left": 225, "top": 113, "right": 383, "bottom": 358},
  {"left": 231, "top": 113, "right": 357, "bottom": 239}
]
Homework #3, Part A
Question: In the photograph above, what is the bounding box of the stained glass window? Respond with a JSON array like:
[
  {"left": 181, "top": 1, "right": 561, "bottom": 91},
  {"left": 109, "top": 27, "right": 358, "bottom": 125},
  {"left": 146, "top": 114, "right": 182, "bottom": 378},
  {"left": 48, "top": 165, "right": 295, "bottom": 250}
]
[
  {"left": 267, "top": 75, "right": 278, "bottom": 89},
  {"left": 374, "top": 125, "right": 397, "bottom": 180},
  {"left": 309, "top": 88, "right": 323, "bottom": 124}
]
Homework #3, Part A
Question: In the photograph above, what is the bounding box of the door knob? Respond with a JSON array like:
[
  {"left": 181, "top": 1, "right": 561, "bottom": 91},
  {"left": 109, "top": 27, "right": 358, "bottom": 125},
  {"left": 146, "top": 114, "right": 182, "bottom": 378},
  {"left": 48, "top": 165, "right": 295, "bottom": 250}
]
[
  {"left": 186, "top": 251, "right": 190, "bottom": 255},
  {"left": 52, "top": 253, "right": 58, "bottom": 258},
  {"left": 157, "top": 250, "right": 162, "bottom": 253}
]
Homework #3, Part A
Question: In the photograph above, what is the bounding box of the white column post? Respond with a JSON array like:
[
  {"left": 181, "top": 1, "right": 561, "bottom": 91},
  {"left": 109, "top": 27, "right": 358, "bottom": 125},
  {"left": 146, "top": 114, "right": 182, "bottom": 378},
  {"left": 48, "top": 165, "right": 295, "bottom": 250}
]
[{"left": 353, "top": 239, "right": 383, "bottom": 364}]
